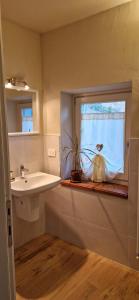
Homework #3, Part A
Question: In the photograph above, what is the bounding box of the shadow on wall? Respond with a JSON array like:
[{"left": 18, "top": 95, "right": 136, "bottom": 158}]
[
  {"left": 43, "top": 187, "right": 128, "bottom": 261},
  {"left": 43, "top": 186, "right": 129, "bottom": 266},
  {"left": 45, "top": 203, "right": 87, "bottom": 249},
  {"left": 15, "top": 204, "right": 88, "bottom": 299},
  {"left": 98, "top": 194, "right": 128, "bottom": 260}
]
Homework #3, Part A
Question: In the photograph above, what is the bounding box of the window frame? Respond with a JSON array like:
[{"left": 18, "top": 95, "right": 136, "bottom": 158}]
[
  {"left": 75, "top": 92, "right": 131, "bottom": 182},
  {"left": 17, "top": 102, "right": 33, "bottom": 132}
]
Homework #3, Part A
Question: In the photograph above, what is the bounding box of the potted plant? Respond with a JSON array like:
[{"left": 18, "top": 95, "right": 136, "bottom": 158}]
[{"left": 63, "top": 135, "right": 96, "bottom": 183}]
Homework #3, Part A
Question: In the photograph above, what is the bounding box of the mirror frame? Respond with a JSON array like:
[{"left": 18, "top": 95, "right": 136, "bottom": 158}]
[{"left": 5, "top": 86, "right": 40, "bottom": 136}]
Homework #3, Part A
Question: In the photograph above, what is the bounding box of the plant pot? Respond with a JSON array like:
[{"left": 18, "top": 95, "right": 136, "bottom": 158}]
[{"left": 71, "top": 170, "right": 82, "bottom": 183}]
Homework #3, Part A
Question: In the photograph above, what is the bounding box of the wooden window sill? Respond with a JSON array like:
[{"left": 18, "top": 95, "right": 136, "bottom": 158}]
[{"left": 61, "top": 180, "right": 128, "bottom": 199}]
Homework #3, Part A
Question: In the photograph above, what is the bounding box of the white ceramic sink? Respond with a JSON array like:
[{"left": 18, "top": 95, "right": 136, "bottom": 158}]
[{"left": 11, "top": 172, "right": 61, "bottom": 197}]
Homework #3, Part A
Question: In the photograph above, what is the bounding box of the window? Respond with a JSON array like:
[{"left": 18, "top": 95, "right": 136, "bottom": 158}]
[
  {"left": 17, "top": 103, "right": 33, "bottom": 133},
  {"left": 21, "top": 107, "right": 33, "bottom": 132},
  {"left": 75, "top": 93, "right": 130, "bottom": 180}
]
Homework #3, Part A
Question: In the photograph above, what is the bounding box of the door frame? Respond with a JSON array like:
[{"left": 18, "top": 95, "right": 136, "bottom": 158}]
[{"left": 0, "top": 12, "right": 16, "bottom": 300}]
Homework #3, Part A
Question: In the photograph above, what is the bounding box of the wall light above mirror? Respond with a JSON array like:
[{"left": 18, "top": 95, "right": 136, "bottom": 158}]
[
  {"left": 5, "top": 77, "right": 30, "bottom": 90},
  {"left": 5, "top": 85, "right": 40, "bottom": 136}
]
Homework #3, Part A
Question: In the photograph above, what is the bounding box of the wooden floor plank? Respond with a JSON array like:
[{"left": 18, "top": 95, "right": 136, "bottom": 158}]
[{"left": 16, "top": 234, "right": 139, "bottom": 300}]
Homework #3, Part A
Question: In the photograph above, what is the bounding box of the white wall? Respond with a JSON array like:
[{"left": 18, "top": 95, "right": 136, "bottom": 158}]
[
  {"left": 41, "top": 1, "right": 139, "bottom": 269},
  {"left": 42, "top": 0, "right": 139, "bottom": 135},
  {"left": 2, "top": 20, "right": 42, "bottom": 90},
  {"left": 2, "top": 20, "right": 43, "bottom": 176},
  {"left": 41, "top": 0, "right": 139, "bottom": 177}
]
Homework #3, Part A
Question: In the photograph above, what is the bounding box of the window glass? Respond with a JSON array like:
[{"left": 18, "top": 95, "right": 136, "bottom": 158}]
[
  {"left": 80, "top": 101, "right": 126, "bottom": 174},
  {"left": 21, "top": 107, "right": 33, "bottom": 132}
]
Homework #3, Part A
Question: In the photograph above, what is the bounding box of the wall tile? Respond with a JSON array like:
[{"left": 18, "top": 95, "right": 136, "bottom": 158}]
[
  {"left": 128, "top": 237, "right": 139, "bottom": 270},
  {"left": 9, "top": 135, "right": 44, "bottom": 176},
  {"left": 128, "top": 171, "right": 138, "bottom": 239},
  {"left": 129, "top": 138, "right": 139, "bottom": 174},
  {"left": 9, "top": 137, "right": 24, "bottom": 175},
  {"left": 128, "top": 138, "right": 139, "bottom": 239},
  {"left": 45, "top": 208, "right": 128, "bottom": 266},
  {"left": 43, "top": 134, "right": 60, "bottom": 176},
  {"left": 44, "top": 186, "right": 129, "bottom": 265},
  {"left": 41, "top": 185, "right": 75, "bottom": 217},
  {"left": 73, "top": 189, "right": 128, "bottom": 236},
  {"left": 45, "top": 204, "right": 61, "bottom": 238},
  {"left": 58, "top": 214, "right": 85, "bottom": 248},
  {"left": 12, "top": 196, "right": 46, "bottom": 248},
  {"left": 74, "top": 219, "right": 128, "bottom": 265}
]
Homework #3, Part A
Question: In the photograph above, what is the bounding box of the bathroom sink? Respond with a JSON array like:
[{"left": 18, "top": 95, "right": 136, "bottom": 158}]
[{"left": 11, "top": 172, "right": 61, "bottom": 197}]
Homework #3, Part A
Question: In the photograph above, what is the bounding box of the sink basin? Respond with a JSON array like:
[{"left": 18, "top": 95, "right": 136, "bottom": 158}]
[{"left": 11, "top": 172, "right": 61, "bottom": 197}]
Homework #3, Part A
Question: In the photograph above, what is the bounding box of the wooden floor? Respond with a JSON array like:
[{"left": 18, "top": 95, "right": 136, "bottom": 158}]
[{"left": 15, "top": 234, "right": 139, "bottom": 300}]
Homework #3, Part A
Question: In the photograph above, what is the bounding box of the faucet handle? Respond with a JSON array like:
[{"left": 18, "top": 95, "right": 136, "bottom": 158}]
[
  {"left": 20, "top": 165, "right": 29, "bottom": 171},
  {"left": 20, "top": 164, "right": 24, "bottom": 170},
  {"left": 20, "top": 165, "right": 29, "bottom": 178}
]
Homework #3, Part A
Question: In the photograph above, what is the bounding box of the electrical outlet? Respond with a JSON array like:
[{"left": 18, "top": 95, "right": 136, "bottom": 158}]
[{"left": 48, "top": 148, "right": 56, "bottom": 157}]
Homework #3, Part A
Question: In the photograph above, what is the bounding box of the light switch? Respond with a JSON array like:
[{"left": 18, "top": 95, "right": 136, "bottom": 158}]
[{"left": 48, "top": 148, "right": 56, "bottom": 157}]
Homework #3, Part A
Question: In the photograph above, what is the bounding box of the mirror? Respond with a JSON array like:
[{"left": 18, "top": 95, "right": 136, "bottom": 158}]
[{"left": 5, "top": 88, "right": 40, "bottom": 135}]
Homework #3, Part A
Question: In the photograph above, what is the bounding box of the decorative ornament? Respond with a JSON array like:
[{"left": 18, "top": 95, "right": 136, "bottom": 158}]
[{"left": 91, "top": 144, "right": 107, "bottom": 183}]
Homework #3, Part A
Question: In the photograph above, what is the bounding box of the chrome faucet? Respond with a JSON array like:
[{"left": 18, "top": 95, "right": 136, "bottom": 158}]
[
  {"left": 10, "top": 170, "right": 15, "bottom": 182},
  {"left": 20, "top": 165, "right": 29, "bottom": 179}
]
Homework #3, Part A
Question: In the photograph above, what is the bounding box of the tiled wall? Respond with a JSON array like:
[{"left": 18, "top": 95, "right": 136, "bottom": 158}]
[
  {"left": 40, "top": 134, "right": 138, "bottom": 270},
  {"left": 9, "top": 135, "right": 44, "bottom": 177},
  {"left": 11, "top": 133, "right": 139, "bottom": 270},
  {"left": 128, "top": 138, "right": 139, "bottom": 269},
  {"left": 12, "top": 197, "right": 46, "bottom": 248},
  {"left": 41, "top": 185, "right": 129, "bottom": 266},
  {"left": 43, "top": 134, "right": 60, "bottom": 176}
]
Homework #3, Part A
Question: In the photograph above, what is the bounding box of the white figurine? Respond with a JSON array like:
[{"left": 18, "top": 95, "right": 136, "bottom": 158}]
[
  {"left": 91, "top": 144, "right": 107, "bottom": 183},
  {"left": 91, "top": 154, "right": 107, "bottom": 182}
]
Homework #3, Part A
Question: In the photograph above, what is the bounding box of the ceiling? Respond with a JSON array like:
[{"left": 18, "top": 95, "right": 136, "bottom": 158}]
[{"left": 1, "top": 0, "right": 132, "bottom": 34}]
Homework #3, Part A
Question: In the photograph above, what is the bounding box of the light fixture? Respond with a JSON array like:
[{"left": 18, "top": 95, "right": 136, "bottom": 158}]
[
  {"left": 24, "top": 83, "right": 30, "bottom": 90},
  {"left": 5, "top": 77, "right": 30, "bottom": 90},
  {"left": 5, "top": 78, "right": 13, "bottom": 89}
]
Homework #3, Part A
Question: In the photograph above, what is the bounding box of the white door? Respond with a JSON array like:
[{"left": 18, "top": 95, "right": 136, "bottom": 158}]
[{"left": 0, "top": 18, "right": 16, "bottom": 300}]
